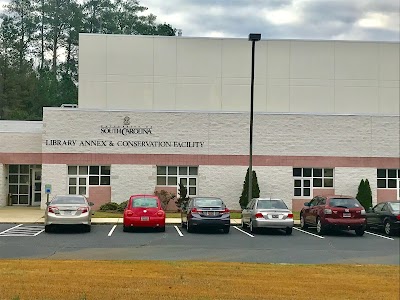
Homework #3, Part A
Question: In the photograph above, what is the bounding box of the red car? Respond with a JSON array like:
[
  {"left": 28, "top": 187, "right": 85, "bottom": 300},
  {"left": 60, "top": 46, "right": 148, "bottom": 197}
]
[
  {"left": 300, "top": 195, "right": 366, "bottom": 236},
  {"left": 123, "top": 195, "right": 166, "bottom": 232}
]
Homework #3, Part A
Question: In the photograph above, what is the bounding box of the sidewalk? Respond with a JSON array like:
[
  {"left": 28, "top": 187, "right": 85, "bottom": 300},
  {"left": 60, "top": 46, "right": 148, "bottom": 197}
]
[{"left": 0, "top": 206, "right": 300, "bottom": 225}]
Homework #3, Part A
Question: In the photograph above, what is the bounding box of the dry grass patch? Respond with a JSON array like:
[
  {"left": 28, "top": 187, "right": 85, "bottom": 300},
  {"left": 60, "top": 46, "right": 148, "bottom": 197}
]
[{"left": 0, "top": 260, "right": 398, "bottom": 300}]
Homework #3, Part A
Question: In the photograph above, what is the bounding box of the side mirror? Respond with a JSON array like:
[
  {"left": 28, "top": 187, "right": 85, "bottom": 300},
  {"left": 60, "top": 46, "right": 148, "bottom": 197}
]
[
  {"left": 304, "top": 202, "right": 310, "bottom": 207},
  {"left": 89, "top": 202, "right": 94, "bottom": 206}
]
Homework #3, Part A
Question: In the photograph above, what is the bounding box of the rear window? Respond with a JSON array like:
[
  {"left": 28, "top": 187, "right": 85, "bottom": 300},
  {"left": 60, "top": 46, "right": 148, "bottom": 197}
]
[
  {"left": 389, "top": 202, "right": 400, "bottom": 211},
  {"left": 131, "top": 198, "right": 158, "bottom": 208},
  {"left": 194, "top": 198, "right": 223, "bottom": 207},
  {"left": 257, "top": 200, "right": 288, "bottom": 209},
  {"left": 329, "top": 198, "right": 361, "bottom": 208},
  {"left": 52, "top": 196, "right": 86, "bottom": 204}
]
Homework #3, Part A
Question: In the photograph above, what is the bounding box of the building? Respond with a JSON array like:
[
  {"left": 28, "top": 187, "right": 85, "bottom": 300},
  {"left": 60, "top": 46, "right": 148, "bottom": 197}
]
[{"left": 0, "top": 34, "right": 399, "bottom": 210}]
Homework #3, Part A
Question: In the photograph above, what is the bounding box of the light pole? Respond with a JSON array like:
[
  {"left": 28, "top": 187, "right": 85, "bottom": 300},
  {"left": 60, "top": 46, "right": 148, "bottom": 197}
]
[{"left": 248, "top": 33, "right": 261, "bottom": 206}]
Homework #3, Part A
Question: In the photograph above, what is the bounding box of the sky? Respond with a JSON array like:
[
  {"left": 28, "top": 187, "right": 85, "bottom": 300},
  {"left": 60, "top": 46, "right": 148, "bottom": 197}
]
[{"left": 0, "top": 0, "right": 399, "bottom": 41}]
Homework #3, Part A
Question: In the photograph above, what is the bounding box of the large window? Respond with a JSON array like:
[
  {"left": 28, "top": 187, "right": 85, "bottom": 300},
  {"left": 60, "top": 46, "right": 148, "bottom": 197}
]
[
  {"left": 377, "top": 169, "right": 400, "bottom": 189},
  {"left": 68, "top": 166, "right": 111, "bottom": 195},
  {"left": 157, "top": 166, "right": 198, "bottom": 197},
  {"left": 293, "top": 168, "right": 334, "bottom": 197}
]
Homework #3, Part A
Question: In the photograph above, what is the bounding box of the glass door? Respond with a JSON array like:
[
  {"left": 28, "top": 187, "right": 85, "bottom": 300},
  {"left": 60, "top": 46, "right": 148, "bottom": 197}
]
[{"left": 31, "top": 168, "right": 42, "bottom": 206}]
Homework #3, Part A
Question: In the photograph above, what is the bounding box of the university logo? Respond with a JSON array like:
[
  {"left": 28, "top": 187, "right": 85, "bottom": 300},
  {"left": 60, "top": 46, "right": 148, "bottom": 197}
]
[{"left": 123, "top": 116, "right": 130, "bottom": 126}]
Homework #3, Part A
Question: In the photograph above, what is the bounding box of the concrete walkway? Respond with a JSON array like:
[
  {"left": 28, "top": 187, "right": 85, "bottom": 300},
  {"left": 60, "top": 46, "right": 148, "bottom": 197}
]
[{"left": 0, "top": 206, "right": 300, "bottom": 225}]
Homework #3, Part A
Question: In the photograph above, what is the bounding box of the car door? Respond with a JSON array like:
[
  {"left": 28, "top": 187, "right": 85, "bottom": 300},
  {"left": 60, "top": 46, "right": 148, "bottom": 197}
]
[
  {"left": 377, "top": 203, "right": 390, "bottom": 229},
  {"left": 368, "top": 203, "right": 384, "bottom": 228},
  {"left": 309, "top": 197, "right": 322, "bottom": 226},
  {"left": 305, "top": 197, "right": 319, "bottom": 225}
]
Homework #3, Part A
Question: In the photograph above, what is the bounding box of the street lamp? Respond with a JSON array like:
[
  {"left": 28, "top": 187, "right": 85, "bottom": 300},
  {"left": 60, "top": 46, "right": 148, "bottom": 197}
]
[{"left": 248, "top": 33, "right": 261, "bottom": 206}]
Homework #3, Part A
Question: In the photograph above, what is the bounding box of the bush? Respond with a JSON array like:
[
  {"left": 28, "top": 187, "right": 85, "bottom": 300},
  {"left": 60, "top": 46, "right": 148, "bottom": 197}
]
[
  {"left": 99, "top": 202, "right": 119, "bottom": 211},
  {"left": 117, "top": 200, "right": 128, "bottom": 212},
  {"left": 356, "top": 178, "right": 372, "bottom": 209},
  {"left": 154, "top": 190, "right": 176, "bottom": 210},
  {"left": 239, "top": 168, "right": 260, "bottom": 209}
]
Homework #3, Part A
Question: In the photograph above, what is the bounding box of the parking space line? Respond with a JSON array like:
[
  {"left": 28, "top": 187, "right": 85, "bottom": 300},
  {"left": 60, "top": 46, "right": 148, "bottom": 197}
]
[
  {"left": 0, "top": 224, "right": 23, "bottom": 235},
  {"left": 293, "top": 227, "right": 324, "bottom": 239},
  {"left": 108, "top": 225, "right": 117, "bottom": 237},
  {"left": 233, "top": 226, "right": 254, "bottom": 238},
  {"left": 365, "top": 231, "right": 394, "bottom": 241},
  {"left": 174, "top": 226, "right": 184, "bottom": 237},
  {"left": 34, "top": 229, "right": 45, "bottom": 236}
]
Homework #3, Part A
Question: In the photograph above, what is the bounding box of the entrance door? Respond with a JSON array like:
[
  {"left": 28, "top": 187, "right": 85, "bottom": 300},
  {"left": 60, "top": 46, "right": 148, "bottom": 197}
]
[
  {"left": 398, "top": 179, "right": 400, "bottom": 201},
  {"left": 31, "top": 168, "right": 42, "bottom": 206}
]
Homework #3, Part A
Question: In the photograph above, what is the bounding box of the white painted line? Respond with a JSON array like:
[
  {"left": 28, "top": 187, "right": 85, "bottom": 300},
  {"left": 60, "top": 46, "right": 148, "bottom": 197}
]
[
  {"left": 233, "top": 226, "right": 255, "bottom": 238},
  {"left": 174, "top": 226, "right": 184, "bottom": 237},
  {"left": 0, "top": 224, "right": 23, "bottom": 235},
  {"left": 108, "top": 225, "right": 117, "bottom": 237},
  {"left": 293, "top": 227, "right": 325, "bottom": 239},
  {"left": 34, "top": 230, "right": 45, "bottom": 236},
  {"left": 0, "top": 235, "right": 37, "bottom": 237},
  {"left": 365, "top": 231, "right": 394, "bottom": 241}
]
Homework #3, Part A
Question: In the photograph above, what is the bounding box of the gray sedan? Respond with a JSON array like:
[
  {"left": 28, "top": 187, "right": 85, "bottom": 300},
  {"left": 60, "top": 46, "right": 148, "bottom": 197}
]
[
  {"left": 241, "top": 198, "right": 294, "bottom": 234},
  {"left": 44, "top": 195, "right": 94, "bottom": 233}
]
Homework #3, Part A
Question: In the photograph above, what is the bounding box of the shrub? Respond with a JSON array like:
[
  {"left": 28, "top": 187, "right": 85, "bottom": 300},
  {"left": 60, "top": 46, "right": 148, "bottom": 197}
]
[
  {"left": 99, "top": 202, "right": 119, "bottom": 211},
  {"left": 117, "top": 200, "right": 128, "bottom": 212},
  {"left": 175, "top": 183, "right": 190, "bottom": 211},
  {"left": 239, "top": 168, "right": 260, "bottom": 209},
  {"left": 356, "top": 178, "right": 372, "bottom": 209},
  {"left": 154, "top": 190, "right": 176, "bottom": 210}
]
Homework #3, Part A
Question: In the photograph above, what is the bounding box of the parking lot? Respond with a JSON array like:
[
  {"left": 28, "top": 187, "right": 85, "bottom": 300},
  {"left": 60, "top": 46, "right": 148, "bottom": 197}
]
[{"left": 0, "top": 223, "right": 398, "bottom": 265}]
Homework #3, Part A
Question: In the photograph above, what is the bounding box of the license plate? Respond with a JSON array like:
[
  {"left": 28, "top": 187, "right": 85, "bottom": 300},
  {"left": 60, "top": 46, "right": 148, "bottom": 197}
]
[
  {"left": 343, "top": 213, "right": 351, "bottom": 218},
  {"left": 141, "top": 216, "right": 149, "bottom": 221},
  {"left": 204, "top": 211, "right": 216, "bottom": 216},
  {"left": 63, "top": 211, "right": 72, "bottom": 215},
  {"left": 272, "top": 215, "right": 279, "bottom": 218}
]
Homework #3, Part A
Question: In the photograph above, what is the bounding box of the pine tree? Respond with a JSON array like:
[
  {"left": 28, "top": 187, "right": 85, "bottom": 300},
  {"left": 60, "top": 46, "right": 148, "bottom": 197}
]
[
  {"left": 175, "top": 183, "right": 189, "bottom": 210},
  {"left": 356, "top": 179, "right": 372, "bottom": 209},
  {"left": 239, "top": 168, "right": 261, "bottom": 209}
]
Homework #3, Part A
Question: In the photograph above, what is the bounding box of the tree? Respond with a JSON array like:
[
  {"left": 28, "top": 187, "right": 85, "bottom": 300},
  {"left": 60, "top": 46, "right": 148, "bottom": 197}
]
[
  {"left": 239, "top": 168, "right": 260, "bottom": 209},
  {"left": 356, "top": 179, "right": 372, "bottom": 209},
  {"left": 175, "top": 183, "right": 189, "bottom": 211}
]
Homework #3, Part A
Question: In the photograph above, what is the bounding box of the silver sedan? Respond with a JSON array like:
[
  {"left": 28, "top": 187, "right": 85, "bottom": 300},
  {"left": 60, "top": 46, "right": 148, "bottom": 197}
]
[
  {"left": 44, "top": 195, "right": 94, "bottom": 233},
  {"left": 241, "top": 198, "right": 294, "bottom": 234}
]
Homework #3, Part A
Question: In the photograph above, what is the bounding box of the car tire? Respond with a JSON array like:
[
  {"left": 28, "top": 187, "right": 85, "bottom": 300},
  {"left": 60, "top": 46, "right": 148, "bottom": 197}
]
[
  {"left": 223, "top": 227, "right": 230, "bottom": 234},
  {"left": 186, "top": 221, "right": 193, "bottom": 233},
  {"left": 44, "top": 225, "right": 52, "bottom": 233},
  {"left": 286, "top": 227, "right": 293, "bottom": 235},
  {"left": 316, "top": 218, "right": 325, "bottom": 235},
  {"left": 249, "top": 220, "right": 257, "bottom": 234},
  {"left": 158, "top": 226, "right": 166, "bottom": 232},
  {"left": 85, "top": 225, "right": 91, "bottom": 233},
  {"left": 241, "top": 219, "right": 247, "bottom": 229},
  {"left": 355, "top": 227, "right": 365, "bottom": 236},
  {"left": 300, "top": 214, "right": 308, "bottom": 229},
  {"left": 384, "top": 221, "right": 393, "bottom": 236},
  {"left": 123, "top": 225, "right": 129, "bottom": 232}
]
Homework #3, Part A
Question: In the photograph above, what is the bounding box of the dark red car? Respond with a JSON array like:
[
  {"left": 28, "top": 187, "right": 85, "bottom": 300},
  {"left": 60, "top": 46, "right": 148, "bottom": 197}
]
[
  {"left": 123, "top": 195, "right": 165, "bottom": 232},
  {"left": 300, "top": 195, "right": 366, "bottom": 236}
]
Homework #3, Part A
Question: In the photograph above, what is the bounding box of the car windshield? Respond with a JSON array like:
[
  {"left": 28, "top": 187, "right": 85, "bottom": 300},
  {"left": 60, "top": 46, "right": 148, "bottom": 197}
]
[
  {"left": 329, "top": 198, "right": 361, "bottom": 208},
  {"left": 257, "top": 200, "right": 288, "bottom": 209},
  {"left": 194, "top": 198, "right": 223, "bottom": 207},
  {"left": 132, "top": 198, "right": 158, "bottom": 208},
  {"left": 51, "top": 196, "right": 86, "bottom": 204},
  {"left": 389, "top": 202, "right": 400, "bottom": 211}
]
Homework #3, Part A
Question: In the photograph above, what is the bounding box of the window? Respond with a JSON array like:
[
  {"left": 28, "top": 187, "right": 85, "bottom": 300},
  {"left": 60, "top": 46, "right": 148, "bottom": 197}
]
[
  {"left": 157, "top": 166, "right": 198, "bottom": 197},
  {"left": 68, "top": 165, "right": 111, "bottom": 196},
  {"left": 377, "top": 169, "right": 399, "bottom": 189},
  {"left": 293, "top": 168, "right": 334, "bottom": 197}
]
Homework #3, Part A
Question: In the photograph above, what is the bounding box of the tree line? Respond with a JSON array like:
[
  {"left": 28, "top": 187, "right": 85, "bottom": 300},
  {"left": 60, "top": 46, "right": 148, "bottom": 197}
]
[{"left": 0, "top": 0, "right": 175, "bottom": 120}]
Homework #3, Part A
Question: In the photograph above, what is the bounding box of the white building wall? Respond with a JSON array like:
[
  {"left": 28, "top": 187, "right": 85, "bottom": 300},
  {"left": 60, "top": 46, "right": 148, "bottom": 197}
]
[
  {"left": 42, "top": 109, "right": 400, "bottom": 158},
  {"left": 0, "top": 164, "right": 6, "bottom": 206},
  {"left": 40, "top": 164, "right": 68, "bottom": 208},
  {"left": 334, "top": 168, "right": 377, "bottom": 205},
  {"left": 111, "top": 165, "right": 155, "bottom": 203},
  {"left": 0, "top": 121, "right": 42, "bottom": 153},
  {"left": 78, "top": 34, "right": 400, "bottom": 115}
]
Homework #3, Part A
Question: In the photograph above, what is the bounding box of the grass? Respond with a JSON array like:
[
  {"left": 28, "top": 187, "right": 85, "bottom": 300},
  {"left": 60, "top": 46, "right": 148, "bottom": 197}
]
[
  {"left": 0, "top": 260, "right": 398, "bottom": 300},
  {"left": 93, "top": 211, "right": 300, "bottom": 219}
]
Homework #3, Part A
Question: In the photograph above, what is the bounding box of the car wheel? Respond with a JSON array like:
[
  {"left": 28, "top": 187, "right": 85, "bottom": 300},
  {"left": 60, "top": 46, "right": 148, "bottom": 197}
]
[
  {"left": 384, "top": 221, "right": 393, "bottom": 236},
  {"left": 44, "top": 225, "right": 52, "bottom": 233},
  {"left": 286, "top": 227, "right": 293, "bottom": 235},
  {"left": 123, "top": 225, "right": 129, "bottom": 232},
  {"left": 316, "top": 218, "right": 325, "bottom": 235},
  {"left": 300, "top": 214, "right": 308, "bottom": 229},
  {"left": 241, "top": 219, "right": 247, "bottom": 229},
  {"left": 223, "top": 227, "right": 230, "bottom": 234},
  {"left": 249, "top": 220, "right": 257, "bottom": 234},
  {"left": 158, "top": 226, "right": 166, "bottom": 232},
  {"left": 186, "top": 220, "right": 193, "bottom": 233},
  {"left": 355, "top": 227, "right": 365, "bottom": 236},
  {"left": 85, "top": 225, "right": 91, "bottom": 233}
]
